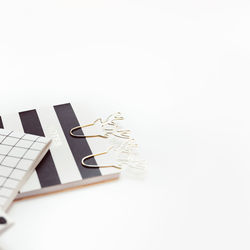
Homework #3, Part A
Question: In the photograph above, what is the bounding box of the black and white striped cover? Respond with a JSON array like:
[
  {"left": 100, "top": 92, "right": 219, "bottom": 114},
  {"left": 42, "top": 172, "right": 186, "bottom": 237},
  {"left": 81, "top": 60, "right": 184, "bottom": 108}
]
[{"left": 0, "top": 103, "right": 120, "bottom": 199}]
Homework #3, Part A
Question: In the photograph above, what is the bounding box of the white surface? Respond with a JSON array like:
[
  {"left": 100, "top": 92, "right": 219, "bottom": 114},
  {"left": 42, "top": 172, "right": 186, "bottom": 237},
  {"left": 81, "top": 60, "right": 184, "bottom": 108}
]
[{"left": 0, "top": 0, "right": 250, "bottom": 249}]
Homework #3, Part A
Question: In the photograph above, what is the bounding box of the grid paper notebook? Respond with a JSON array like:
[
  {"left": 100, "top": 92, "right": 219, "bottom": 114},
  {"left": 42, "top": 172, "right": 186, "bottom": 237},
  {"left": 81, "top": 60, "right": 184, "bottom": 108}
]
[
  {"left": 0, "top": 129, "right": 51, "bottom": 210},
  {"left": 0, "top": 103, "right": 120, "bottom": 199}
]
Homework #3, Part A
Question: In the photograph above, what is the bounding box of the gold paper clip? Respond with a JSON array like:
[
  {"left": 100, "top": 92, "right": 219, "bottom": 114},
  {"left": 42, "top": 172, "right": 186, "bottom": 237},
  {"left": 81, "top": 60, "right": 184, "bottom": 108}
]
[
  {"left": 81, "top": 147, "right": 122, "bottom": 169},
  {"left": 70, "top": 112, "right": 130, "bottom": 139}
]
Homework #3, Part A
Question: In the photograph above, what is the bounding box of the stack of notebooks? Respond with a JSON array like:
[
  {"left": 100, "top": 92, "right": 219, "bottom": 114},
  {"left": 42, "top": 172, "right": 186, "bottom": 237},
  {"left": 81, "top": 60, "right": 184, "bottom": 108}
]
[
  {"left": 0, "top": 103, "right": 120, "bottom": 201},
  {"left": 0, "top": 102, "right": 134, "bottom": 234}
]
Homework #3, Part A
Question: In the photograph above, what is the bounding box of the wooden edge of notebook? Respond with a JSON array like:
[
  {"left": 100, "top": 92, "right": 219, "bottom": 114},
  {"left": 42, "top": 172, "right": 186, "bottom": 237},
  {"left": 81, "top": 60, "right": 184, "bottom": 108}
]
[{"left": 14, "top": 173, "right": 120, "bottom": 202}]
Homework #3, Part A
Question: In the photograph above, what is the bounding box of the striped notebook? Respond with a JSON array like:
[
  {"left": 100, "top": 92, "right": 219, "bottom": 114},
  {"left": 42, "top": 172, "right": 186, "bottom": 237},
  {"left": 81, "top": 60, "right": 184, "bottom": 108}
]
[{"left": 0, "top": 103, "right": 120, "bottom": 199}]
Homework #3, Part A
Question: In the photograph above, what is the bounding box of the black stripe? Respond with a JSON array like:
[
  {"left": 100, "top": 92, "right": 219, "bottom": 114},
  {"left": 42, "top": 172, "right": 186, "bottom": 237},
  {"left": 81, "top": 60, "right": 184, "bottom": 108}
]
[
  {"left": 19, "top": 109, "right": 61, "bottom": 187},
  {"left": 0, "top": 116, "right": 3, "bottom": 128},
  {"left": 53, "top": 103, "right": 101, "bottom": 178}
]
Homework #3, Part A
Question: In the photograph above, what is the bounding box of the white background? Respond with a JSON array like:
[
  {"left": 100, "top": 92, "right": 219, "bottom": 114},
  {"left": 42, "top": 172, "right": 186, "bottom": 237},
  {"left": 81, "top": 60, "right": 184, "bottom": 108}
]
[{"left": 0, "top": 0, "right": 250, "bottom": 249}]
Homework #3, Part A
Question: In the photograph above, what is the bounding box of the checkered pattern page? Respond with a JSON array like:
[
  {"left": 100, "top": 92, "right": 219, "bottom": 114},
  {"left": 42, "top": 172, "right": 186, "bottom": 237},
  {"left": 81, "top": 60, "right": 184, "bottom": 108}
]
[{"left": 0, "top": 129, "right": 50, "bottom": 210}]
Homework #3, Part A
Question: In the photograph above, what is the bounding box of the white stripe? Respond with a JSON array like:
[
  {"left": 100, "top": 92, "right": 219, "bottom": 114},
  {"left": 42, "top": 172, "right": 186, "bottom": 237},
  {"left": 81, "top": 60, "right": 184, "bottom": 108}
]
[
  {"left": 1, "top": 113, "right": 41, "bottom": 192},
  {"left": 36, "top": 106, "right": 82, "bottom": 183},
  {"left": 72, "top": 103, "right": 120, "bottom": 176}
]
